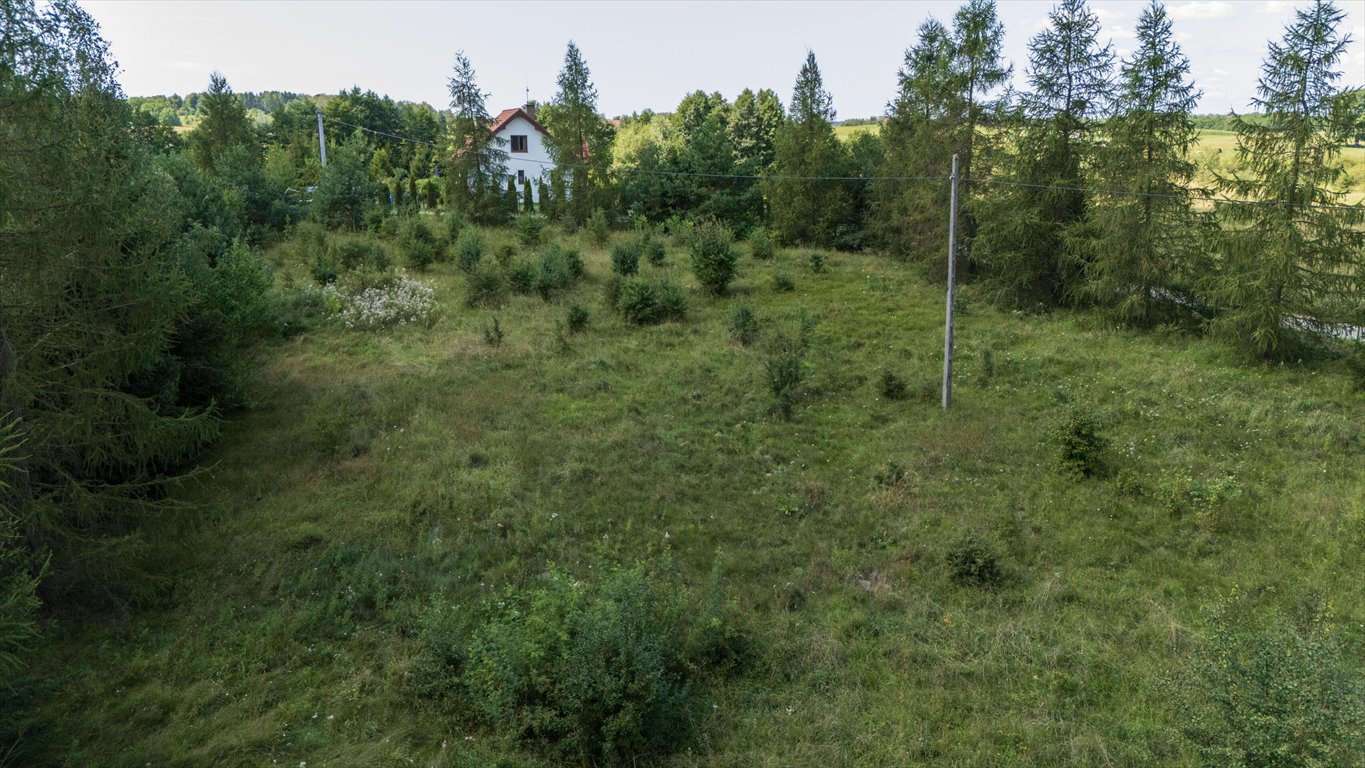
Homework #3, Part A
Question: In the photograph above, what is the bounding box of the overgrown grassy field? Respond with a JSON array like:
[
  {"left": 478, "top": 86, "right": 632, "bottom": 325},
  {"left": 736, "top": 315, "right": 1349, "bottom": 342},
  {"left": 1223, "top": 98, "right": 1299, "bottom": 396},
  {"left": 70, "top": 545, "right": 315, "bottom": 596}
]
[{"left": 23, "top": 221, "right": 1365, "bottom": 766}]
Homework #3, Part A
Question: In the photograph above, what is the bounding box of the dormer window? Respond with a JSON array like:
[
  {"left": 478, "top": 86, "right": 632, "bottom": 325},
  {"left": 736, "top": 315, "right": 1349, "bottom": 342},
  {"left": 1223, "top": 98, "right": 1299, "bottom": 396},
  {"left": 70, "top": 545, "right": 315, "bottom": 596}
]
[{"left": 510, "top": 135, "right": 528, "bottom": 153}]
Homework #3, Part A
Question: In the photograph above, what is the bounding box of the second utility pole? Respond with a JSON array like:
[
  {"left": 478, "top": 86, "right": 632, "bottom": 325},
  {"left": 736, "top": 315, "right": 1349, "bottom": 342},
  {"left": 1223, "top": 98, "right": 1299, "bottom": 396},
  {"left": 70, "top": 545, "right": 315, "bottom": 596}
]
[{"left": 942, "top": 154, "right": 959, "bottom": 410}]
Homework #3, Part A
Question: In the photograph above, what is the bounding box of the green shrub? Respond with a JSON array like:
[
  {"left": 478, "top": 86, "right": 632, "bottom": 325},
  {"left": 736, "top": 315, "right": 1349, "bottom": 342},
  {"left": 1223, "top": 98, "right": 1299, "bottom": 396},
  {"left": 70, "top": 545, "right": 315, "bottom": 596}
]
[
  {"left": 873, "top": 460, "right": 906, "bottom": 488},
  {"left": 946, "top": 529, "right": 1002, "bottom": 588},
  {"left": 515, "top": 213, "right": 548, "bottom": 247},
  {"left": 765, "top": 331, "right": 805, "bottom": 420},
  {"left": 808, "top": 252, "right": 826, "bottom": 273},
  {"left": 1046, "top": 408, "right": 1109, "bottom": 479},
  {"left": 664, "top": 215, "right": 694, "bottom": 249},
  {"left": 397, "top": 217, "right": 441, "bottom": 270},
  {"left": 689, "top": 220, "right": 737, "bottom": 295},
  {"left": 535, "top": 249, "right": 572, "bottom": 301},
  {"left": 1177, "top": 602, "right": 1365, "bottom": 768},
  {"left": 619, "top": 278, "right": 686, "bottom": 325},
  {"left": 567, "top": 304, "right": 589, "bottom": 334},
  {"left": 379, "top": 214, "right": 400, "bottom": 240},
  {"left": 464, "top": 264, "right": 506, "bottom": 309},
  {"left": 602, "top": 273, "right": 625, "bottom": 311},
  {"left": 586, "top": 207, "right": 610, "bottom": 247},
  {"left": 747, "top": 226, "right": 777, "bottom": 261},
  {"left": 611, "top": 242, "right": 641, "bottom": 276},
  {"left": 879, "top": 369, "right": 908, "bottom": 400},
  {"left": 461, "top": 568, "right": 698, "bottom": 765},
  {"left": 1345, "top": 346, "right": 1365, "bottom": 391},
  {"left": 495, "top": 242, "right": 517, "bottom": 269},
  {"left": 1156, "top": 468, "right": 1245, "bottom": 530},
  {"left": 443, "top": 210, "right": 466, "bottom": 245},
  {"left": 729, "top": 305, "right": 760, "bottom": 346},
  {"left": 507, "top": 261, "right": 536, "bottom": 295},
  {"left": 333, "top": 239, "right": 389, "bottom": 272},
  {"left": 454, "top": 228, "right": 483, "bottom": 273},
  {"left": 639, "top": 229, "right": 666, "bottom": 265},
  {"left": 773, "top": 273, "right": 796, "bottom": 293}
]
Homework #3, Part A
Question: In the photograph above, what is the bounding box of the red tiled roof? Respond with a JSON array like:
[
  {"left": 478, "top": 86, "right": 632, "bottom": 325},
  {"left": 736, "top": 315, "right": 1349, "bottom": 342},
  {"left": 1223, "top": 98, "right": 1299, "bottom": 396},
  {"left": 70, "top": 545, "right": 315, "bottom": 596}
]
[{"left": 489, "top": 107, "right": 549, "bottom": 137}]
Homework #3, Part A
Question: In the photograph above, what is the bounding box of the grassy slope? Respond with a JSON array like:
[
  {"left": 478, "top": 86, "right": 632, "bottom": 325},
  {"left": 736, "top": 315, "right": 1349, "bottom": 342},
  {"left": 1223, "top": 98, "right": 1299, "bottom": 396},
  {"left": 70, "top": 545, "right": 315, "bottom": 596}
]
[{"left": 30, "top": 225, "right": 1365, "bottom": 767}]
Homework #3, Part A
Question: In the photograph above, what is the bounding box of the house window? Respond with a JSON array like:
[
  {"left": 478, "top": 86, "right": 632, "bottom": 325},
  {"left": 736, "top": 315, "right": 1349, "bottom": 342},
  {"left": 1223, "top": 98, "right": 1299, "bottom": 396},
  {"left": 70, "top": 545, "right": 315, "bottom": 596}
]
[
  {"left": 517, "top": 169, "right": 526, "bottom": 185},
  {"left": 510, "top": 135, "right": 528, "bottom": 153}
]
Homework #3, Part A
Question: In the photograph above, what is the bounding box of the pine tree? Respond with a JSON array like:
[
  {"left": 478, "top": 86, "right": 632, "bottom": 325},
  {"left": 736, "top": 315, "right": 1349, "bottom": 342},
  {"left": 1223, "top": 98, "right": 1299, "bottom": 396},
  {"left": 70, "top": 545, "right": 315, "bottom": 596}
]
[
  {"left": 1084, "top": 0, "right": 1204, "bottom": 326},
  {"left": 1208, "top": 0, "right": 1364, "bottom": 358},
  {"left": 446, "top": 50, "right": 509, "bottom": 224},
  {"left": 975, "top": 0, "right": 1114, "bottom": 307},
  {"left": 768, "top": 51, "right": 851, "bottom": 246},
  {"left": 192, "top": 72, "right": 256, "bottom": 174}
]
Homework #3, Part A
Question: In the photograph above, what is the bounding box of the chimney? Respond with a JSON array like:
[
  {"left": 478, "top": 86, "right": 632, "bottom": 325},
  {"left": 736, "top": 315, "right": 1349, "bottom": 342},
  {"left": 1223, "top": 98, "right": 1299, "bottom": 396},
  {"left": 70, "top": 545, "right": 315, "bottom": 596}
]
[{"left": 523, "top": 102, "right": 536, "bottom": 122}]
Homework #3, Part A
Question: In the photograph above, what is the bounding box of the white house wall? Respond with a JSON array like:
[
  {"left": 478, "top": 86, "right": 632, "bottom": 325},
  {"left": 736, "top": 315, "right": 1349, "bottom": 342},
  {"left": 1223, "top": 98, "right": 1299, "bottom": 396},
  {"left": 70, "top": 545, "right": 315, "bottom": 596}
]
[{"left": 496, "top": 115, "right": 554, "bottom": 203}]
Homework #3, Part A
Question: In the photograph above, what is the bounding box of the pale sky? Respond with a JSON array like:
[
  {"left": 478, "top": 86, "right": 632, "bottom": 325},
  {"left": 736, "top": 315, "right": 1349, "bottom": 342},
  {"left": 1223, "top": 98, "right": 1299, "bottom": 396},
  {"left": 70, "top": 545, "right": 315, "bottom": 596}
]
[{"left": 84, "top": 0, "right": 1365, "bottom": 118}]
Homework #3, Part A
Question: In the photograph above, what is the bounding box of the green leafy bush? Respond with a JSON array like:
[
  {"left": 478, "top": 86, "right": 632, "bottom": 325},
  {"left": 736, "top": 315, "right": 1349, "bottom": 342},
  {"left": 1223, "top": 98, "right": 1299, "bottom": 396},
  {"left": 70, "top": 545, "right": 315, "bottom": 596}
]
[
  {"left": 461, "top": 567, "right": 702, "bottom": 765},
  {"left": 1046, "top": 408, "right": 1109, "bottom": 478},
  {"left": 619, "top": 278, "right": 686, "bottom": 325},
  {"left": 773, "top": 273, "right": 796, "bottom": 293},
  {"left": 808, "top": 252, "right": 825, "bottom": 273},
  {"left": 689, "top": 220, "right": 737, "bottom": 295},
  {"left": 1176, "top": 600, "right": 1364, "bottom": 767},
  {"left": 507, "top": 261, "right": 537, "bottom": 295},
  {"left": 535, "top": 249, "right": 573, "bottom": 301},
  {"left": 586, "top": 207, "right": 610, "bottom": 247},
  {"left": 879, "top": 369, "right": 908, "bottom": 400},
  {"left": 333, "top": 239, "right": 389, "bottom": 272},
  {"left": 515, "top": 213, "right": 548, "bottom": 247},
  {"left": 639, "top": 228, "right": 666, "bottom": 266},
  {"left": 729, "top": 305, "right": 760, "bottom": 346},
  {"left": 765, "top": 331, "right": 805, "bottom": 420},
  {"left": 747, "top": 226, "right": 777, "bottom": 261},
  {"left": 946, "top": 529, "right": 1002, "bottom": 588},
  {"left": 611, "top": 242, "right": 640, "bottom": 276},
  {"left": 464, "top": 264, "right": 505, "bottom": 309},
  {"left": 454, "top": 228, "right": 483, "bottom": 273},
  {"left": 397, "top": 217, "right": 441, "bottom": 270},
  {"left": 567, "top": 304, "right": 589, "bottom": 334}
]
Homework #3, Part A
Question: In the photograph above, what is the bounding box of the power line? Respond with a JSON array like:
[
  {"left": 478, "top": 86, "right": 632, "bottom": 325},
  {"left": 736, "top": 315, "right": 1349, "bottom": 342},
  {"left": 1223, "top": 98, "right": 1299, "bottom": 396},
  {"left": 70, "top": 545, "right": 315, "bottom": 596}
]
[{"left": 962, "top": 176, "right": 1365, "bottom": 213}]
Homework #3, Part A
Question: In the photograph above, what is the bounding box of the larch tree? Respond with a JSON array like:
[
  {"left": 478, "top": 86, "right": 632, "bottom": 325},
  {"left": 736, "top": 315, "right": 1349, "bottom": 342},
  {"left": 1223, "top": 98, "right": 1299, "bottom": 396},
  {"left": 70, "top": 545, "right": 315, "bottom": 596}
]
[
  {"left": 975, "top": 0, "right": 1114, "bottom": 307},
  {"left": 1083, "top": 0, "right": 1204, "bottom": 326},
  {"left": 950, "top": 0, "right": 1011, "bottom": 274},
  {"left": 541, "top": 41, "right": 613, "bottom": 223},
  {"left": 768, "top": 50, "right": 850, "bottom": 247},
  {"left": 1208, "top": 0, "right": 1364, "bottom": 359},
  {"left": 446, "top": 50, "right": 509, "bottom": 225}
]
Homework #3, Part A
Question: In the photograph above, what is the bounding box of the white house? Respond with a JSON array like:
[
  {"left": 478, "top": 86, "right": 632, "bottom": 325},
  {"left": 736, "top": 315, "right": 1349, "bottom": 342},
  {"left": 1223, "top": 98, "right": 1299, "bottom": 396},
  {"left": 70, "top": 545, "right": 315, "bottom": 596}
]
[{"left": 489, "top": 107, "right": 553, "bottom": 203}]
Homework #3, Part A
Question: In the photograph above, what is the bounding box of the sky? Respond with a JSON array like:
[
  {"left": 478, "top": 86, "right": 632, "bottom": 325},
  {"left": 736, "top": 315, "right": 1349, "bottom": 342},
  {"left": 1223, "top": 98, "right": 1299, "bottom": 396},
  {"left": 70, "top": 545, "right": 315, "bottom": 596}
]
[{"left": 84, "top": 0, "right": 1365, "bottom": 119}]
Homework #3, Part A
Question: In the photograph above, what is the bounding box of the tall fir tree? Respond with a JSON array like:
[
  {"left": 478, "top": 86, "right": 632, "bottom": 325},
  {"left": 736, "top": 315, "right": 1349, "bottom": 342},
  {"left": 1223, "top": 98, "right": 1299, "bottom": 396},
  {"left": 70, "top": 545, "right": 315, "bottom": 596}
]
[
  {"left": 975, "top": 0, "right": 1114, "bottom": 307},
  {"left": 950, "top": 0, "right": 1011, "bottom": 274},
  {"left": 541, "top": 41, "right": 613, "bottom": 223},
  {"left": 1083, "top": 0, "right": 1205, "bottom": 326},
  {"left": 768, "top": 51, "right": 851, "bottom": 247},
  {"left": 1208, "top": 0, "right": 1363, "bottom": 358},
  {"left": 191, "top": 72, "right": 256, "bottom": 175},
  {"left": 445, "top": 50, "right": 509, "bottom": 224}
]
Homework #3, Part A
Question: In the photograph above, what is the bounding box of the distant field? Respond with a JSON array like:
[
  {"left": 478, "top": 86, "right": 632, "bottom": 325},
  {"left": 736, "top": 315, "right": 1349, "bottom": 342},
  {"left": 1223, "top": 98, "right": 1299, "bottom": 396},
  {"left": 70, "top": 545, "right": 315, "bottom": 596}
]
[{"left": 834, "top": 122, "right": 880, "bottom": 140}]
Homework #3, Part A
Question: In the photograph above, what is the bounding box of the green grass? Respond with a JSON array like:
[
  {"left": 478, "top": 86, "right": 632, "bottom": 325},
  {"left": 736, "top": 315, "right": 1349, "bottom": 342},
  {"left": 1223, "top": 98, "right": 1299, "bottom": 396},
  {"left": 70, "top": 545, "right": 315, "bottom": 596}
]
[
  {"left": 23, "top": 220, "right": 1365, "bottom": 766},
  {"left": 834, "top": 123, "right": 880, "bottom": 141}
]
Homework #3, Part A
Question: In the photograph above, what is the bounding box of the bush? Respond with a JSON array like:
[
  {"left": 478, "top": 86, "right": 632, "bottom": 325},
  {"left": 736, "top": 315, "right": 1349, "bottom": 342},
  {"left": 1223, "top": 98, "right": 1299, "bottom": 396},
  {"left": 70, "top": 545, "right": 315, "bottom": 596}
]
[
  {"left": 765, "top": 331, "right": 805, "bottom": 420},
  {"left": 664, "top": 215, "right": 694, "bottom": 249},
  {"left": 602, "top": 273, "right": 625, "bottom": 311},
  {"left": 464, "top": 264, "right": 506, "bottom": 309},
  {"left": 330, "top": 272, "right": 440, "bottom": 330},
  {"left": 397, "top": 217, "right": 441, "bottom": 270},
  {"left": 773, "top": 273, "right": 796, "bottom": 293},
  {"left": 567, "top": 304, "right": 589, "bottom": 334},
  {"left": 689, "top": 220, "right": 737, "bottom": 295},
  {"left": 879, "top": 369, "right": 908, "bottom": 400},
  {"left": 586, "top": 207, "right": 610, "bottom": 247},
  {"left": 507, "top": 261, "right": 537, "bottom": 295},
  {"left": 1046, "top": 408, "right": 1109, "bottom": 479},
  {"left": 729, "top": 305, "right": 760, "bottom": 346},
  {"left": 535, "top": 249, "right": 573, "bottom": 301},
  {"left": 619, "top": 278, "right": 686, "bottom": 325},
  {"left": 946, "top": 529, "right": 1002, "bottom": 588},
  {"left": 495, "top": 242, "right": 517, "bottom": 269},
  {"left": 1177, "top": 601, "right": 1365, "bottom": 767},
  {"left": 443, "top": 210, "right": 466, "bottom": 244},
  {"left": 515, "top": 213, "right": 548, "bottom": 247},
  {"left": 747, "top": 227, "right": 777, "bottom": 261},
  {"left": 307, "top": 245, "right": 339, "bottom": 285},
  {"left": 333, "top": 239, "right": 389, "bottom": 272},
  {"left": 454, "top": 228, "right": 483, "bottom": 273},
  {"left": 460, "top": 568, "right": 700, "bottom": 765},
  {"left": 639, "top": 230, "right": 666, "bottom": 266},
  {"left": 611, "top": 242, "right": 641, "bottom": 276},
  {"left": 808, "top": 252, "right": 825, "bottom": 273}
]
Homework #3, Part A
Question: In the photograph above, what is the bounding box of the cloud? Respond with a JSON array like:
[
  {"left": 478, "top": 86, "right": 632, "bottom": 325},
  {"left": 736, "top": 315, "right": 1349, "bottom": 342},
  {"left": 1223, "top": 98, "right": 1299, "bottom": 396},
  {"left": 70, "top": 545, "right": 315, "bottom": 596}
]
[
  {"left": 1257, "top": 1, "right": 1295, "bottom": 14},
  {"left": 1167, "top": 1, "right": 1235, "bottom": 20}
]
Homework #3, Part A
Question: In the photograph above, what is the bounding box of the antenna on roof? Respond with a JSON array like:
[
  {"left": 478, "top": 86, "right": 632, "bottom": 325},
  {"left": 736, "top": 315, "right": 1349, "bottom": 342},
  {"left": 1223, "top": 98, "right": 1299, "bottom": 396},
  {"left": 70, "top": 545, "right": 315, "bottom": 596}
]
[{"left": 524, "top": 77, "right": 529, "bottom": 107}]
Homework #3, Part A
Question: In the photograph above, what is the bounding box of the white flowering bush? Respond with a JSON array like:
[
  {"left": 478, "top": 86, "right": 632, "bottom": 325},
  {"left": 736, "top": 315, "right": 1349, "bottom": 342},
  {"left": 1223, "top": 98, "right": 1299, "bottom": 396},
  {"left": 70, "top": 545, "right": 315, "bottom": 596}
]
[{"left": 325, "top": 272, "right": 439, "bottom": 330}]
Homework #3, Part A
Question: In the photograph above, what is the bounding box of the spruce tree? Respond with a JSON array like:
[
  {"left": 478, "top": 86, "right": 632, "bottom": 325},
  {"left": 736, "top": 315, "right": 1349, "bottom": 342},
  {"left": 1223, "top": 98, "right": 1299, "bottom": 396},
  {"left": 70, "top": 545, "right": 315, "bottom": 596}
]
[
  {"left": 1083, "top": 1, "right": 1204, "bottom": 326},
  {"left": 727, "top": 88, "right": 785, "bottom": 225},
  {"left": 192, "top": 72, "right": 256, "bottom": 175},
  {"left": 542, "top": 42, "right": 613, "bottom": 224},
  {"left": 446, "top": 50, "right": 509, "bottom": 224},
  {"left": 975, "top": 0, "right": 1114, "bottom": 307},
  {"left": 768, "top": 51, "right": 850, "bottom": 247},
  {"left": 1208, "top": 0, "right": 1363, "bottom": 358}
]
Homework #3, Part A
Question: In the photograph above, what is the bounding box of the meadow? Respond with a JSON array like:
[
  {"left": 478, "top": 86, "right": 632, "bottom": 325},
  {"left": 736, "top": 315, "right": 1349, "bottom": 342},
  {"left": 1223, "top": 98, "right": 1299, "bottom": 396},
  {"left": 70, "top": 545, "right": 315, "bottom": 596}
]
[{"left": 22, "top": 217, "right": 1364, "bottom": 767}]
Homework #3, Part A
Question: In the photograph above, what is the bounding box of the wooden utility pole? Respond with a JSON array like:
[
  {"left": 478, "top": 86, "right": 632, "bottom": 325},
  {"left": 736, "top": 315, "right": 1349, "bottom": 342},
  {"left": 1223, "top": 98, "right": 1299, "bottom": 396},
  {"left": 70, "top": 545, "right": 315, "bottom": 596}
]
[
  {"left": 942, "top": 154, "right": 960, "bottom": 410},
  {"left": 316, "top": 112, "right": 327, "bottom": 167}
]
